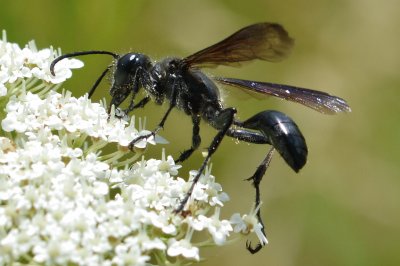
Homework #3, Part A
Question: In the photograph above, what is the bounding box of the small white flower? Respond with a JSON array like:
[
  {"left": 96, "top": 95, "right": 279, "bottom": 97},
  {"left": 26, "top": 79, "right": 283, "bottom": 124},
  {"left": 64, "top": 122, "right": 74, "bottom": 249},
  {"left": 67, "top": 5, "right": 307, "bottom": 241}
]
[
  {"left": 167, "top": 228, "right": 200, "bottom": 261},
  {"left": 144, "top": 210, "right": 177, "bottom": 235},
  {"left": 135, "top": 230, "right": 167, "bottom": 251},
  {"left": 157, "top": 148, "right": 182, "bottom": 175},
  {"left": 203, "top": 208, "right": 233, "bottom": 245},
  {"left": 187, "top": 165, "right": 230, "bottom": 208},
  {"left": 230, "top": 203, "right": 268, "bottom": 246},
  {"left": 112, "top": 242, "right": 150, "bottom": 266},
  {"left": 230, "top": 213, "right": 248, "bottom": 233}
]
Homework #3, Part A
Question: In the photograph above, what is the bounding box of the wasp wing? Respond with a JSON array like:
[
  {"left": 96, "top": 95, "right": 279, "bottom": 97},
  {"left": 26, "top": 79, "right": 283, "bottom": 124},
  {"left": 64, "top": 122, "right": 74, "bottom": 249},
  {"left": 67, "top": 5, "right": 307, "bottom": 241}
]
[
  {"left": 215, "top": 77, "right": 351, "bottom": 114},
  {"left": 182, "top": 23, "right": 294, "bottom": 68}
]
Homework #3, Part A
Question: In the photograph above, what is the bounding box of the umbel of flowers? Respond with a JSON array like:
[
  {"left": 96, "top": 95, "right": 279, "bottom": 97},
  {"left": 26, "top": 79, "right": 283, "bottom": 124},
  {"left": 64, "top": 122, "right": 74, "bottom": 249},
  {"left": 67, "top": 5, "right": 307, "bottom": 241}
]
[{"left": 0, "top": 30, "right": 267, "bottom": 266}]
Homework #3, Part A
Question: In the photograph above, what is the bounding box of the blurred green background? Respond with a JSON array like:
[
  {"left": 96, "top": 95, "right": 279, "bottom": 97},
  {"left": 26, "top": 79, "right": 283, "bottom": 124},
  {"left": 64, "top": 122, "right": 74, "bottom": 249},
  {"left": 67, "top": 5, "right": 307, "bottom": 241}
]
[{"left": 1, "top": 0, "right": 399, "bottom": 265}]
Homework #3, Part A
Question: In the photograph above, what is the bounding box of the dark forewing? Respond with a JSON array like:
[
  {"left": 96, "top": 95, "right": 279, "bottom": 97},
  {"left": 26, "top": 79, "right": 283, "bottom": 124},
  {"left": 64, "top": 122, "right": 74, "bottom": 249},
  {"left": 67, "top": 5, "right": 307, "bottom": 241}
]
[
  {"left": 182, "top": 23, "right": 294, "bottom": 68},
  {"left": 215, "top": 77, "right": 351, "bottom": 114}
]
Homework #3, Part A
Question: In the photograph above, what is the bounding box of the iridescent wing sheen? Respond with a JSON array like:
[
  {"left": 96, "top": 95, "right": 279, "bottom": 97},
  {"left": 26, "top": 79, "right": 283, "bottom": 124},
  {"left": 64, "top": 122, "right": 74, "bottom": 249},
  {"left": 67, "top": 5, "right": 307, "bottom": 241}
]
[{"left": 215, "top": 77, "right": 351, "bottom": 114}]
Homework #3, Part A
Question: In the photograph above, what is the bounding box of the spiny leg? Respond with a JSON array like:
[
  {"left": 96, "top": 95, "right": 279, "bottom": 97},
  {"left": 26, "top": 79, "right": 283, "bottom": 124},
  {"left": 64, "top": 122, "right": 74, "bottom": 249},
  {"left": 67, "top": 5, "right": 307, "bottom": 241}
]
[
  {"left": 128, "top": 102, "right": 175, "bottom": 150},
  {"left": 245, "top": 147, "right": 275, "bottom": 254},
  {"left": 175, "top": 115, "right": 201, "bottom": 163},
  {"left": 175, "top": 108, "right": 236, "bottom": 213},
  {"left": 113, "top": 96, "right": 151, "bottom": 120},
  {"left": 226, "top": 124, "right": 275, "bottom": 252},
  {"left": 128, "top": 80, "right": 179, "bottom": 149},
  {"left": 124, "top": 96, "right": 150, "bottom": 114}
]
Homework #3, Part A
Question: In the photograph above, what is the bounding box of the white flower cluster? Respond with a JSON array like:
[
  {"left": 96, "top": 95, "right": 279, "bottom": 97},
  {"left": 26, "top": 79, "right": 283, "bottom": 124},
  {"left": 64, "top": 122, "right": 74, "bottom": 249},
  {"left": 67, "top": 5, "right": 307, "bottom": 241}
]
[
  {"left": 1, "top": 90, "right": 165, "bottom": 151},
  {"left": 0, "top": 29, "right": 82, "bottom": 97},
  {"left": 0, "top": 31, "right": 268, "bottom": 265},
  {"left": 0, "top": 135, "right": 230, "bottom": 265}
]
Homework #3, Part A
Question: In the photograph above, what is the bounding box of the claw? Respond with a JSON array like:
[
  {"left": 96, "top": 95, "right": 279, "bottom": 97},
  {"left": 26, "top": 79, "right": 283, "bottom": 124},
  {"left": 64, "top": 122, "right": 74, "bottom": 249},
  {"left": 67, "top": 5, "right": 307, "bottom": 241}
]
[{"left": 246, "top": 240, "right": 263, "bottom": 254}]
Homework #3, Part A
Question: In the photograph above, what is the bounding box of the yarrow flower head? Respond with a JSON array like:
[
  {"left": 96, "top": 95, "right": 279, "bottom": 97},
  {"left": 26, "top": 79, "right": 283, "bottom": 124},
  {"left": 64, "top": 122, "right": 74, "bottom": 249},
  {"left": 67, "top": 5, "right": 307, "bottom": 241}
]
[{"left": 0, "top": 31, "right": 269, "bottom": 265}]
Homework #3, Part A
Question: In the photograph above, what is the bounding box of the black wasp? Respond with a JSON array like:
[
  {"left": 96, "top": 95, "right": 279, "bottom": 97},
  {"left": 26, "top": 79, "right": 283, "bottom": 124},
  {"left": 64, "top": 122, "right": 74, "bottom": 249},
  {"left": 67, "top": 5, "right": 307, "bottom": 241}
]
[{"left": 50, "top": 23, "right": 351, "bottom": 253}]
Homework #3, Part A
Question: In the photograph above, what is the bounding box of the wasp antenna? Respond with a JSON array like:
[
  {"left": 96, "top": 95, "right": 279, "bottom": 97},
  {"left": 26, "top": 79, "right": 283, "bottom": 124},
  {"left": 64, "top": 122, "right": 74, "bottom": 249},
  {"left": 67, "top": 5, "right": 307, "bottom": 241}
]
[{"left": 50, "top": 50, "right": 119, "bottom": 76}]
